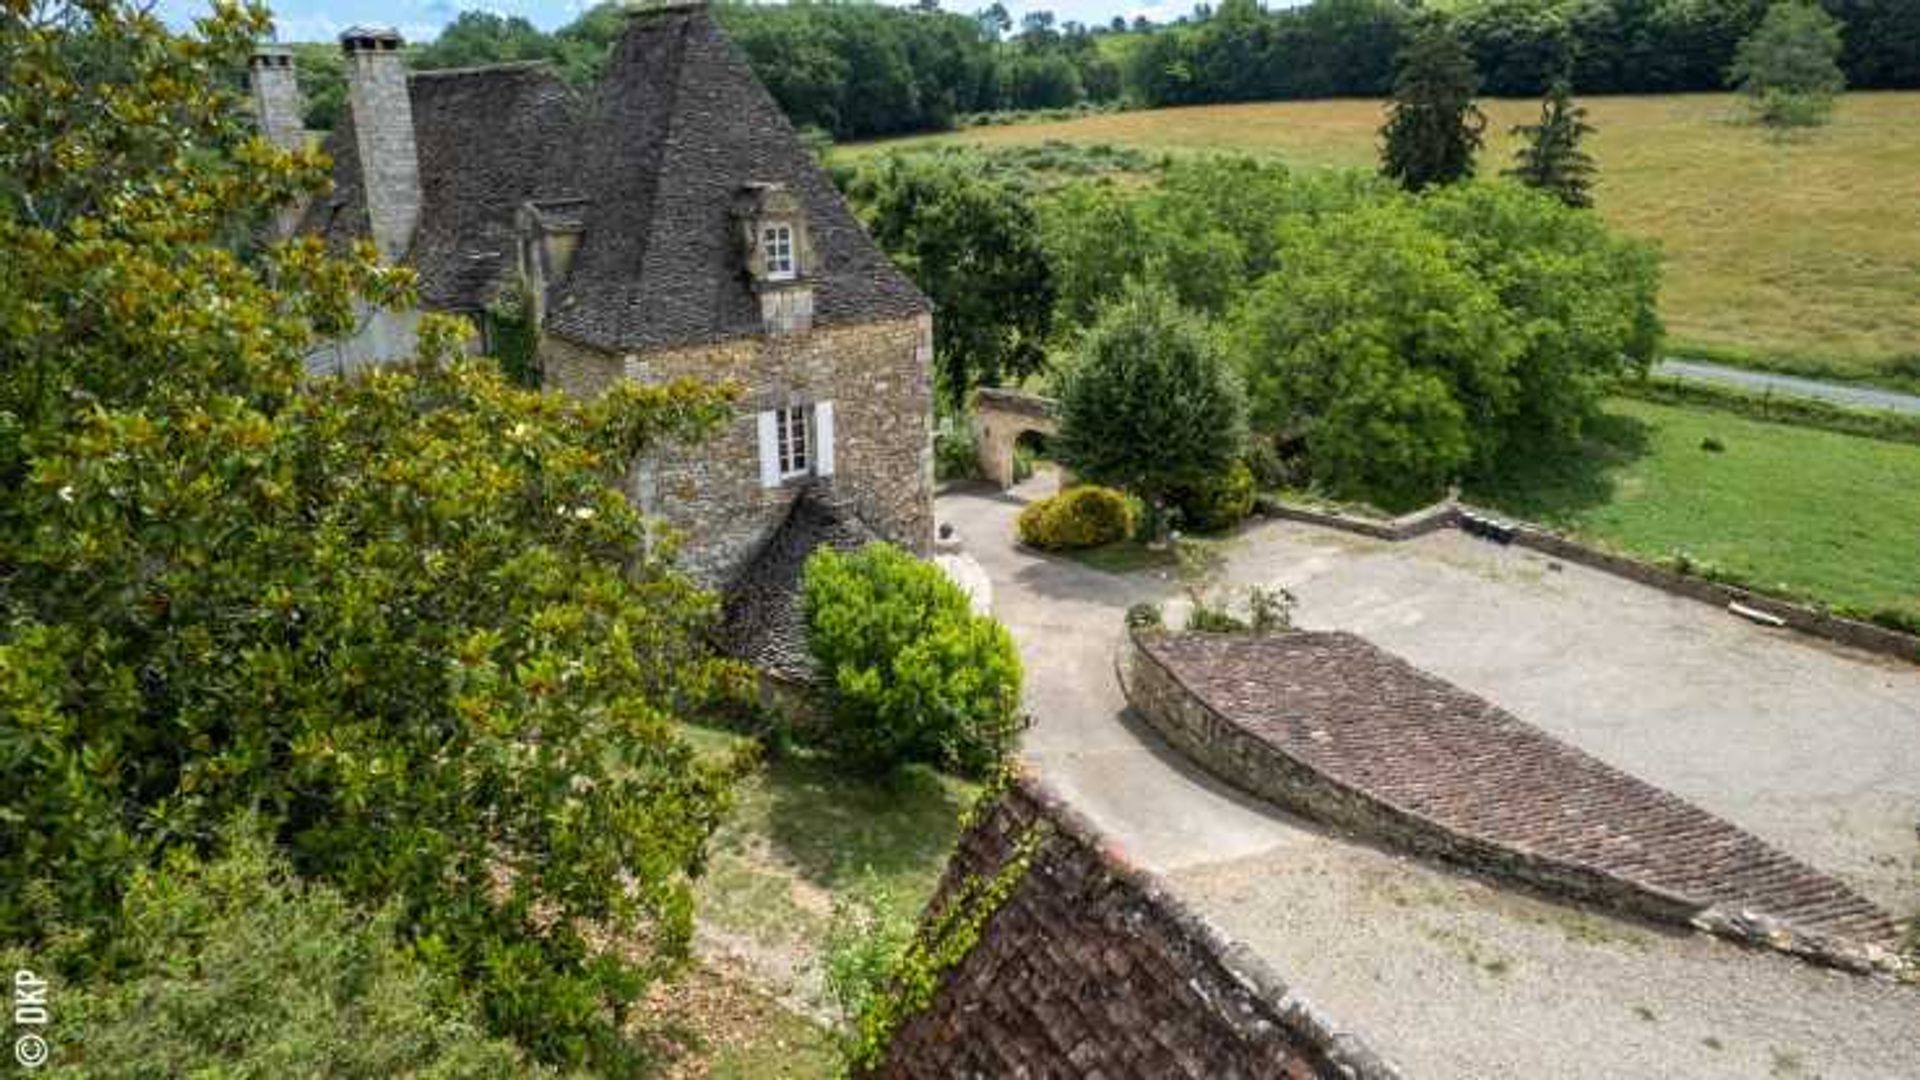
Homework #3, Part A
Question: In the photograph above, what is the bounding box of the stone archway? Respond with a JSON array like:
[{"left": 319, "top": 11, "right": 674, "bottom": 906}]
[{"left": 971, "top": 387, "right": 1059, "bottom": 489}]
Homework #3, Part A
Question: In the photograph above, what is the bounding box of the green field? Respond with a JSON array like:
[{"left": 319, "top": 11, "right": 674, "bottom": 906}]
[
  {"left": 1471, "top": 396, "right": 1920, "bottom": 625},
  {"left": 847, "top": 93, "right": 1920, "bottom": 387}
]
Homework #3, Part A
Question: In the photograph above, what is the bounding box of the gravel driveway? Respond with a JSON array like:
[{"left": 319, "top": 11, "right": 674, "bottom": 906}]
[{"left": 939, "top": 476, "right": 1920, "bottom": 1079}]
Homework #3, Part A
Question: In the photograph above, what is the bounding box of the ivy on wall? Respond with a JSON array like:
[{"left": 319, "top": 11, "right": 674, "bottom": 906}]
[
  {"left": 485, "top": 285, "right": 541, "bottom": 389},
  {"left": 844, "top": 812, "right": 1044, "bottom": 1073}
]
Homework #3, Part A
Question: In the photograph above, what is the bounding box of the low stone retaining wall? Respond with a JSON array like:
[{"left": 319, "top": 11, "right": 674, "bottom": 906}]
[
  {"left": 1119, "top": 629, "right": 1903, "bottom": 973},
  {"left": 1256, "top": 496, "right": 1920, "bottom": 665},
  {"left": 874, "top": 776, "right": 1399, "bottom": 1080},
  {"left": 1257, "top": 498, "right": 1461, "bottom": 542}
]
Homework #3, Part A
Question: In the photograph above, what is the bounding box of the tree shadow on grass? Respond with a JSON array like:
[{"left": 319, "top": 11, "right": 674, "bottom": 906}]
[
  {"left": 759, "top": 754, "right": 975, "bottom": 904},
  {"left": 1466, "top": 410, "right": 1654, "bottom": 524}
]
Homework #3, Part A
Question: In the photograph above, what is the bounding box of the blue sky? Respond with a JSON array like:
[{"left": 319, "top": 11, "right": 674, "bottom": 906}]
[{"left": 156, "top": 1, "right": 1218, "bottom": 44}]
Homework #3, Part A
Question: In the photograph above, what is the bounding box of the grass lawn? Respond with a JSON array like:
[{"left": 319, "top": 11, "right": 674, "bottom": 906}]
[
  {"left": 666, "top": 726, "right": 979, "bottom": 1075},
  {"left": 1470, "top": 396, "right": 1920, "bottom": 625},
  {"left": 844, "top": 93, "right": 1920, "bottom": 388}
]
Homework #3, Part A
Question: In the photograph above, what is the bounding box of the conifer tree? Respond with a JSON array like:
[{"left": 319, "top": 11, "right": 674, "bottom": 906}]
[
  {"left": 1506, "top": 80, "right": 1599, "bottom": 208},
  {"left": 1380, "top": 14, "right": 1486, "bottom": 192}
]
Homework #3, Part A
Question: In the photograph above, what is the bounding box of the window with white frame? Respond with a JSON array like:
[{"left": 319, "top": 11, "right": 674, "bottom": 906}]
[
  {"left": 776, "top": 403, "right": 809, "bottom": 478},
  {"left": 762, "top": 223, "right": 796, "bottom": 281}
]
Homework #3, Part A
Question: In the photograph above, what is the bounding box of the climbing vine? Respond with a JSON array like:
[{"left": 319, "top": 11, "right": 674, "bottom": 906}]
[
  {"left": 485, "top": 284, "right": 541, "bottom": 388},
  {"left": 842, "top": 813, "right": 1045, "bottom": 1073}
]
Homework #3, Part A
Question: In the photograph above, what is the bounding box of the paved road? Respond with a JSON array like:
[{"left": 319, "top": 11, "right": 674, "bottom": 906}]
[
  {"left": 939, "top": 476, "right": 1920, "bottom": 1080},
  {"left": 1655, "top": 358, "right": 1920, "bottom": 415}
]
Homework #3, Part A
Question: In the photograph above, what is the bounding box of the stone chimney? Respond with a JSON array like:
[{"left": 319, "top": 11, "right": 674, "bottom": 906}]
[
  {"left": 340, "top": 26, "right": 421, "bottom": 262},
  {"left": 247, "top": 44, "right": 305, "bottom": 152}
]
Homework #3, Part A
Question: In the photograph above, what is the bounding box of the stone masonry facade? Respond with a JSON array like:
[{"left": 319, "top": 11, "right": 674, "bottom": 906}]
[
  {"left": 542, "top": 313, "right": 934, "bottom": 585},
  {"left": 874, "top": 776, "right": 1396, "bottom": 1080}
]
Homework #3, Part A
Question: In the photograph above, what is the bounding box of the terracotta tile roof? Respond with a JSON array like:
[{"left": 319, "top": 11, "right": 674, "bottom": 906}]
[{"left": 1140, "top": 631, "right": 1900, "bottom": 953}]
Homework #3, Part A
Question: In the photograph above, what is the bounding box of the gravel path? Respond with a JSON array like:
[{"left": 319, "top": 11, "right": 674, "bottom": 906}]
[
  {"left": 939, "top": 476, "right": 1920, "bottom": 1079},
  {"left": 1655, "top": 359, "right": 1920, "bottom": 415},
  {"left": 1173, "top": 838, "right": 1920, "bottom": 1080}
]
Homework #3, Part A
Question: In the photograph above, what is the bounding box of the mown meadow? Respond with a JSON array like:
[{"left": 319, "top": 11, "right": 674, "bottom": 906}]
[
  {"left": 847, "top": 92, "right": 1920, "bottom": 389},
  {"left": 1472, "top": 394, "right": 1920, "bottom": 626}
]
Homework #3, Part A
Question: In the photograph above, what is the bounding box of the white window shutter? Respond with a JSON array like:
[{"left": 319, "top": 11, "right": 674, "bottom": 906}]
[
  {"left": 756, "top": 410, "right": 780, "bottom": 488},
  {"left": 815, "top": 401, "right": 835, "bottom": 477}
]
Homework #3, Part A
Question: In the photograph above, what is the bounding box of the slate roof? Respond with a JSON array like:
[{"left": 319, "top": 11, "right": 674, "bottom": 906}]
[
  {"left": 545, "top": 5, "right": 930, "bottom": 351},
  {"left": 305, "top": 5, "right": 927, "bottom": 345},
  {"left": 301, "top": 61, "right": 583, "bottom": 311},
  {"left": 721, "top": 487, "right": 877, "bottom": 682}
]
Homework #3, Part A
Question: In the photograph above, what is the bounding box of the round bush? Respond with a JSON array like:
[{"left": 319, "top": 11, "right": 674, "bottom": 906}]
[
  {"left": 1015, "top": 485, "right": 1135, "bottom": 550},
  {"left": 802, "top": 543, "right": 1023, "bottom": 776},
  {"left": 1173, "top": 460, "right": 1256, "bottom": 533}
]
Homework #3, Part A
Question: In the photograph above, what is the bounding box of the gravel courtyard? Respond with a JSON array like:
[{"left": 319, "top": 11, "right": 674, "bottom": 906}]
[{"left": 939, "top": 476, "right": 1920, "bottom": 1079}]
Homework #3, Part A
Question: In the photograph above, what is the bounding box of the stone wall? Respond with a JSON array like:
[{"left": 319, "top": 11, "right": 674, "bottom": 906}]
[
  {"left": 971, "top": 387, "right": 1058, "bottom": 489},
  {"left": 874, "top": 776, "right": 1397, "bottom": 1080},
  {"left": 542, "top": 313, "right": 933, "bottom": 585}
]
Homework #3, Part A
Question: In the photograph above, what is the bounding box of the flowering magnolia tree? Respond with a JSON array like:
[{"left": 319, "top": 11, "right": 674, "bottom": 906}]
[{"left": 0, "top": 1, "right": 748, "bottom": 1067}]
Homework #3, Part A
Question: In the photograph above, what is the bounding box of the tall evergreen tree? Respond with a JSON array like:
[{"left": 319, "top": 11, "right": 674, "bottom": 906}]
[
  {"left": 1506, "top": 80, "right": 1599, "bottom": 208},
  {"left": 1380, "top": 14, "right": 1487, "bottom": 191}
]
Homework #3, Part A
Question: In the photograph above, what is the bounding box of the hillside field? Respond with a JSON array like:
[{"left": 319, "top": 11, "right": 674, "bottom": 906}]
[{"left": 847, "top": 93, "right": 1920, "bottom": 388}]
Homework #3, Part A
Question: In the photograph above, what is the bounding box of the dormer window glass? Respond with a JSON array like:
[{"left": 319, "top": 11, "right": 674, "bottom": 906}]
[{"left": 763, "top": 223, "right": 796, "bottom": 281}]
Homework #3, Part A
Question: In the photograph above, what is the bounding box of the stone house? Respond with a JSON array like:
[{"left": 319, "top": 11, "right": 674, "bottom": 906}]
[{"left": 257, "top": 3, "right": 935, "bottom": 677}]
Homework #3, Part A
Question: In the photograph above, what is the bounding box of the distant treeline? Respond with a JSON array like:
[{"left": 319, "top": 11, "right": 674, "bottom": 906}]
[
  {"left": 287, "top": 0, "right": 1918, "bottom": 141},
  {"left": 1132, "top": 0, "right": 1919, "bottom": 107},
  {"left": 292, "top": 2, "right": 1122, "bottom": 141}
]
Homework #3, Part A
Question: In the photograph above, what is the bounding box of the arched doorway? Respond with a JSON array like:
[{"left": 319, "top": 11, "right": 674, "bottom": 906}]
[{"left": 971, "top": 388, "right": 1059, "bottom": 489}]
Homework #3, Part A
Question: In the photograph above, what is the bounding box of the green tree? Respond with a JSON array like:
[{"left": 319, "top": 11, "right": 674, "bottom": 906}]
[
  {"left": 1420, "top": 182, "right": 1662, "bottom": 449},
  {"left": 414, "top": 10, "right": 553, "bottom": 70},
  {"left": 24, "top": 826, "right": 539, "bottom": 1077},
  {"left": 1380, "top": 13, "right": 1487, "bottom": 191},
  {"left": 848, "top": 153, "right": 1055, "bottom": 407},
  {"left": 1, "top": 2, "right": 747, "bottom": 1067},
  {"left": 1231, "top": 186, "right": 1661, "bottom": 507},
  {"left": 1730, "top": 0, "right": 1847, "bottom": 127},
  {"left": 1234, "top": 204, "right": 1500, "bottom": 506},
  {"left": 1052, "top": 283, "right": 1249, "bottom": 521},
  {"left": 1506, "top": 79, "right": 1598, "bottom": 208},
  {"left": 802, "top": 544, "right": 1023, "bottom": 777}
]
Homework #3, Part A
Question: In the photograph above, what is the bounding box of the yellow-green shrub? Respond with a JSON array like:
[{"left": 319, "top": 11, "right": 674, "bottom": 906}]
[
  {"left": 1016, "top": 485, "right": 1135, "bottom": 549},
  {"left": 1173, "top": 460, "right": 1256, "bottom": 533}
]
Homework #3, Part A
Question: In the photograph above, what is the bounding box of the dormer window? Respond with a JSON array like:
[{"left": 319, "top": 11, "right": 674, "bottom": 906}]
[{"left": 762, "top": 223, "right": 796, "bottom": 281}]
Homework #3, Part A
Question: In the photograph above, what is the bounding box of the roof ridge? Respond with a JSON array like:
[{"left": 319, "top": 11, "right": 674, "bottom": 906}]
[
  {"left": 409, "top": 59, "right": 558, "bottom": 80},
  {"left": 625, "top": 13, "right": 693, "bottom": 300}
]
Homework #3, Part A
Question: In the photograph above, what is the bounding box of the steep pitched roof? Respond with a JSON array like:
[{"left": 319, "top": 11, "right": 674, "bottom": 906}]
[
  {"left": 721, "top": 487, "right": 878, "bottom": 682},
  {"left": 300, "top": 62, "right": 583, "bottom": 311},
  {"left": 546, "top": 5, "right": 930, "bottom": 352}
]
